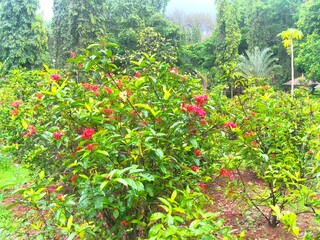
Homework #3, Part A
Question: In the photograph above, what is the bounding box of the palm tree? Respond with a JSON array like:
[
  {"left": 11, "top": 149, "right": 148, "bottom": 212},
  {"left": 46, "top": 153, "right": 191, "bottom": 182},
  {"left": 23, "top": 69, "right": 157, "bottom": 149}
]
[{"left": 237, "top": 47, "right": 280, "bottom": 82}]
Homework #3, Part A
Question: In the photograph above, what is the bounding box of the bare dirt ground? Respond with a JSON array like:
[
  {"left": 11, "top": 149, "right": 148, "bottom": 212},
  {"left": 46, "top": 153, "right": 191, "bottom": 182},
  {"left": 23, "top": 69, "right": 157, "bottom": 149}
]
[{"left": 207, "top": 170, "right": 317, "bottom": 239}]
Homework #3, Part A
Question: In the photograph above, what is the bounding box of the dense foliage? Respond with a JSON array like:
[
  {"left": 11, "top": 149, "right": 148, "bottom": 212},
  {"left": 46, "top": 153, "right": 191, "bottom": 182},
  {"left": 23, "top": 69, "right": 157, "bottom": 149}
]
[
  {"left": 1, "top": 38, "right": 320, "bottom": 239},
  {"left": 0, "top": 0, "right": 47, "bottom": 70}
]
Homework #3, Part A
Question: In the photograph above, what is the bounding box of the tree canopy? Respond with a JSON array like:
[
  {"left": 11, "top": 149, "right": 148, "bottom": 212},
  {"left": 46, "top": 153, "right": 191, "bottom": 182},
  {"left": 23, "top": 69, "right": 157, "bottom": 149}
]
[{"left": 0, "top": 0, "right": 47, "bottom": 70}]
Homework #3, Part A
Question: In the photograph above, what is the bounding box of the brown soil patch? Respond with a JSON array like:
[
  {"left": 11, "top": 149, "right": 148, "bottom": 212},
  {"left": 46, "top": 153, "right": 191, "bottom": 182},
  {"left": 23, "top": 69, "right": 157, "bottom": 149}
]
[{"left": 206, "top": 170, "right": 317, "bottom": 239}]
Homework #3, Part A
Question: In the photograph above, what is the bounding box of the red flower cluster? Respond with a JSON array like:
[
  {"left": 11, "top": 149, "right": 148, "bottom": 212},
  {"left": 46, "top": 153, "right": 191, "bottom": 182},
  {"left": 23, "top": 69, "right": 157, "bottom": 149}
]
[
  {"left": 82, "top": 83, "right": 100, "bottom": 95},
  {"left": 220, "top": 169, "right": 233, "bottom": 179},
  {"left": 81, "top": 128, "right": 95, "bottom": 139},
  {"left": 121, "top": 220, "right": 129, "bottom": 227},
  {"left": 10, "top": 100, "right": 23, "bottom": 108},
  {"left": 102, "top": 108, "right": 114, "bottom": 115},
  {"left": 190, "top": 166, "right": 200, "bottom": 172},
  {"left": 223, "top": 122, "right": 237, "bottom": 128},
  {"left": 199, "top": 119, "right": 208, "bottom": 125},
  {"left": 86, "top": 144, "right": 97, "bottom": 151},
  {"left": 36, "top": 93, "right": 43, "bottom": 99},
  {"left": 135, "top": 72, "right": 141, "bottom": 78},
  {"left": 194, "top": 149, "right": 201, "bottom": 156},
  {"left": 11, "top": 108, "right": 19, "bottom": 116},
  {"left": 23, "top": 125, "right": 37, "bottom": 137},
  {"left": 194, "top": 94, "right": 208, "bottom": 106},
  {"left": 243, "top": 132, "right": 254, "bottom": 137},
  {"left": 251, "top": 141, "right": 259, "bottom": 147},
  {"left": 71, "top": 175, "right": 77, "bottom": 183},
  {"left": 199, "top": 183, "right": 207, "bottom": 192},
  {"left": 50, "top": 74, "right": 60, "bottom": 83},
  {"left": 53, "top": 131, "right": 63, "bottom": 140},
  {"left": 103, "top": 86, "right": 113, "bottom": 94},
  {"left": 169, "top": 67, "right": 179, "bottom": 74},
  {"left": 181, "top": 103, "right": 206, "bottom": 118},
  {"left": 70, "top": 51, "right": 76, "bottom": 58}
]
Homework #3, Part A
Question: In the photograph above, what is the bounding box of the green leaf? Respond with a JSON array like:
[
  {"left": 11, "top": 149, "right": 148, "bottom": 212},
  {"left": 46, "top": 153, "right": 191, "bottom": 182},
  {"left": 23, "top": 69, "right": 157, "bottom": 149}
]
[
  {"left": 170, "top": 190, "right": 177, "bottom": 202},
  {"left": 154, "top": 149, "right": 164, "bottom": 159},
  {"left": 116, "top": 178, "right": 128, "bottom": 187},
  {"left": 113, "top": 209, "right": 119, "bottom": 219},
  {"left": 148, "top": 224, "right": 163, "bottom": 237},
  {"left": 67, "top": 215, "right": 73, "bottom": 230},
  {"left": 150, "top": 212, "right": 165, "bottom": 222}
]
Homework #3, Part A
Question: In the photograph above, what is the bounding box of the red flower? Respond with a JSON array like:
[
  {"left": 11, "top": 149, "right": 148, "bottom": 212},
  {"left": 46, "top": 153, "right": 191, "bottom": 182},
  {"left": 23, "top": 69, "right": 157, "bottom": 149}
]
[
  {"left": 220, "top": 169, "right": 233, "bottom": 179},
  {"left": 223, "top": 122, "right": 237, "bottom": 128},
  {"left": 186, "top": 104, "right": 194, "bottom": 112},
  {"left": 82, "top": 83, "right": 92, "bottom": 90},
  {"left": 76, "top": 146, "right": 82, "bottom": 151},
  {"left": 103, "top": 86, "right": 113, "bottom": 94},
  {"left": 23, "top": 125, "right": 37, "bottom": 137},
  {"left": 56, "top": 194, "right": 64, "bottom": 201},
  {"left": 50, "top": 74, "right": 60, "bottom": 83},
  {"left": 190, "top": 166, "right": 200, "bottom": 172},
  {"left": 36, "top": 93, "right": 43, "bottom": 99},
  {"left": 46, "top": 188, "right": 56, "bottom": 193},
  {"left": 251, "top": 141, "right": 259, "bottom": 147},
  {"left": 53, "top": 131, "right": 63, "bottom": 140},
  {"left": 86, "top": 143, "right": 97, "bottom": 151},
  {"left": 169, "top": 67, "right": 179, "bottom": 74},
  {"left": 200, "top": 119, "right": 208, "bottom": 125},
  {"left": 102, "top": 108, "right": 114, "bottom": 115},
  {"left": 199, "top": 183, "right": 207, "bottom": 192},
  {"left": 251, "top": 112, "right": 256, "bottom": 117},
  {"left": 10, "top": 100, "right": 23, "bottom": 108},
  {"left": 192, "top": 106, "right": 206, "bottom": 118},
  {"left": 11, "top": 108, "right": 19, "bottom": 116},
  {"left": 81, "top": 128, "right": 95, "bottom": 139},
  {"left": 121, "top": 220, "right": 129, "bottom": 227},
  {"left": 106, "top": 73, "right": 114, "bottom": 78},
  {"left": 91, "top": 84, "right": 99, "bottom": 92},
  {"left": 194, "top": 94, "right": 208, "bottom": 106},
  {"left": 70, "top": 51, "right": 76, "bottom": 58},
  {"left": 194, "top": 149, "right": 201, "bottom": 157},
  {"left": 135, "top": 72, "right": 141, "bottom": 78},
  {"left": 243, "top": 132, "right": 254, "bottom": 137},
  {"left": 71, "top": 175, "right": 77, "bottom": 183}
]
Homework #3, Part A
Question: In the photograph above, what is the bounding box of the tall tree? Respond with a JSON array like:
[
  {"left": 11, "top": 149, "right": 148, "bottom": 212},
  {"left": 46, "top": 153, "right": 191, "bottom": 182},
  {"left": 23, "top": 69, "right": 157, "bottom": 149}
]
[
  {"left": 51, "top": 0, "right": 108, "bottom": 68},
  {"left": 0, "top": 0, "right": 48, "bottom": 70},
  {"left": 278, "top": 28, "right": 303, "bottom": 97},
  {"left": 51, "top": 0, "right": 69, "bottom": 68},
  {"left": 214, "top": 0, "right": 241, "bottom": 94},
  {"left": 214, "top": 0, "right": 241, "bottom": 67},
  {"left": 297, "top": 0, "right": 320, "bottom": 35}
]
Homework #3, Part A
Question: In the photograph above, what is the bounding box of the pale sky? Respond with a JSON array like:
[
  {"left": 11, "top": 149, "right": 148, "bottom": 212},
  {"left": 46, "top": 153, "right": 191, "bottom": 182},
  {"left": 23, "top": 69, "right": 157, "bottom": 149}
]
[
  {"left": 39, "top": 0, "right": 53, "bottom": 21},
  {"left": 39, "top": 0, "right": 215, "bottom": 21}
]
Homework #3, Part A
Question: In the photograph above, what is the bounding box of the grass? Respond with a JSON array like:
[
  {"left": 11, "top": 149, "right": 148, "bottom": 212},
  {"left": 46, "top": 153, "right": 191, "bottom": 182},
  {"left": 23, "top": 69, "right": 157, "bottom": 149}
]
[{"left": 0, "top": 152, "right": 30, "bottom": 239}]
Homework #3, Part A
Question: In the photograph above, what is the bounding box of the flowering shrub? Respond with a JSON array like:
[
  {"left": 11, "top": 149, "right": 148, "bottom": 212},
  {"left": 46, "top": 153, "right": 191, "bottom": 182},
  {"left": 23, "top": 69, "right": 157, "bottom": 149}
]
[
  {"left": 0, "top": 40, "right": 235, "bottom": 239},
  {"left": 1, "top": 38, "right": 319, "bottom": 238}
]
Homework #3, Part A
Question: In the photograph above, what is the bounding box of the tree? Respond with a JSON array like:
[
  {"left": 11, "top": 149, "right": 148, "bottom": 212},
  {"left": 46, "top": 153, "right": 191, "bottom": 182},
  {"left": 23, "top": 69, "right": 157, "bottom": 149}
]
[
  {"left": 51, "top": 0, "right": 108, "bottom": 68},
  {"left": 51, "top": 0, "right": 69, "bottom": 68},
  {"left": 296, "top": 33, "right": 320, "bottom": 81},
  {"left": 237, "top": 47, "right": 280, "bottom": 83},
  {"left": 0, "top": 0, "right": 48, "bottom": 70},
  {"left": 214, "top": 0, "right": 241, "bottom": 95},
  {"left": 278, "top": 28, "right": 303, "bottom": 97},
  {"left": 297, "top": 0, "right": 320, "bottom": 35},
  {"left": 214, "top": 0, "right": 241, "bottom": 66}
]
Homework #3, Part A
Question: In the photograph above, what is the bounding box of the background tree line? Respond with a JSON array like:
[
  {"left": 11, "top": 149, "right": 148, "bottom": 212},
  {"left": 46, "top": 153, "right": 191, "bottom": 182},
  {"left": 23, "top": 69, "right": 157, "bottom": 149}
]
[{"left": 0, "top": 0, "right": 319, "bottom": 87}]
